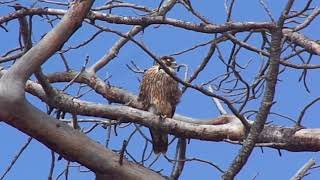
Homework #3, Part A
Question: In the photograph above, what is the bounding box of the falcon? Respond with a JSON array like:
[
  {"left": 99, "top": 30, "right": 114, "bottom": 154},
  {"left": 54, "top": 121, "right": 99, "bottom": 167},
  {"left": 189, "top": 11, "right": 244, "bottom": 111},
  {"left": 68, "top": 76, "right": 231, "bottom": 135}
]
[{"left": 138, "top": 56, "right": 181, "bottom": 154}]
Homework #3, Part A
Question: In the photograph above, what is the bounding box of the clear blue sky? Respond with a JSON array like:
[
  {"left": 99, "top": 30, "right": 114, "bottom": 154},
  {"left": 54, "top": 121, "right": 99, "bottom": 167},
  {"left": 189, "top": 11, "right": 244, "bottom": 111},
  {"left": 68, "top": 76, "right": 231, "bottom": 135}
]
[{"left": 1, "top": 0, "right": 320, "bottom": 179}]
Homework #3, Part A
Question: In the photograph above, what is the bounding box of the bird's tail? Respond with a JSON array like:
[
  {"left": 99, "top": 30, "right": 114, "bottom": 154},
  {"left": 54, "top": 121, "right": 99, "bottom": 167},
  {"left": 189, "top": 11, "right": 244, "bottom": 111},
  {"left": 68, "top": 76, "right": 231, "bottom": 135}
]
[{"left": 149, "top": 128, "right": 168, "bottom": 154}]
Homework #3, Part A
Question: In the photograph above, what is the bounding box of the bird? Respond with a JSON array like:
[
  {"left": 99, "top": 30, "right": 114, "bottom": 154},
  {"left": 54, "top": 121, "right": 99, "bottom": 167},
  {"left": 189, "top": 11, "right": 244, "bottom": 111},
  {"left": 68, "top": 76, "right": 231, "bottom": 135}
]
[{"left": 138, "top": 56, "right": 181, "bottom": 154}]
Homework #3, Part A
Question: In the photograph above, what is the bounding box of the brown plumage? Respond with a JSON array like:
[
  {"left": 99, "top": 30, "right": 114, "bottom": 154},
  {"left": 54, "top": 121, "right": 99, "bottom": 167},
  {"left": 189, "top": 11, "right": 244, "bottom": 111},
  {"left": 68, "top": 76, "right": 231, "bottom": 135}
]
[{"left": 138, "top": 56, "right": 181, "bottom": 154}]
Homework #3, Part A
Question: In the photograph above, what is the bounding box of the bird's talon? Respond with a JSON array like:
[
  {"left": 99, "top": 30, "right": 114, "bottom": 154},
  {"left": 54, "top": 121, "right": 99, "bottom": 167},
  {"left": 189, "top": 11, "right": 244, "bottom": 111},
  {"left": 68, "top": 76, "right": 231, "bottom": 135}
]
[{"left": 159, "top": 114, "right": 167, "bottom": 120}]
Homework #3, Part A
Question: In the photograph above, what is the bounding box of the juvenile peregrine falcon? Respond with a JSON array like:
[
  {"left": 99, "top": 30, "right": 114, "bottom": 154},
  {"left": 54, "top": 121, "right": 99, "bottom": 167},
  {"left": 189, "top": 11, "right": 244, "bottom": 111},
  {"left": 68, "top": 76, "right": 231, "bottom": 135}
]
[{"left": 138, "top": 56, "right": 181, "bottom": 154}]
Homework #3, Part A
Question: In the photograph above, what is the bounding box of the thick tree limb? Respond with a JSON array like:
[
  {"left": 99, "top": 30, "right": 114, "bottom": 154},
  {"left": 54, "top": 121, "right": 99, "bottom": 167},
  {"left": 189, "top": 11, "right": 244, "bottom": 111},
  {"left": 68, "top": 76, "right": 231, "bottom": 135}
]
[
  {"left": 19, "top": 82, "right": 320, "bottom": 152},
  {"left": 0, "top": 8, "right": 275, "bottom": 34},
  {"left": 2, "top": 8, "right": 319, "bottom": 59},
  {"left": 0, "top": 1, "right": 165, "bottom": 179},
  {"left": 1, "top": 68, "right": 319, "bottom": 153},
  {"left": 283, "top": 29, "right": 320, "bottom": 55},
  {"left": 45, "top": 70, "right": 142, "bottom": 108}
]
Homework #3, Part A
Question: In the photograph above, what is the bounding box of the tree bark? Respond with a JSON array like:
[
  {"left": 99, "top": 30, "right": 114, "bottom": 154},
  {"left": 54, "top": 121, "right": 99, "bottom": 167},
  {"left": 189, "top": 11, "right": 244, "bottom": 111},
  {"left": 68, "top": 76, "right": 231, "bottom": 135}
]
[{"left": 0, "top": 1, "right": 165, "bottom": 179}]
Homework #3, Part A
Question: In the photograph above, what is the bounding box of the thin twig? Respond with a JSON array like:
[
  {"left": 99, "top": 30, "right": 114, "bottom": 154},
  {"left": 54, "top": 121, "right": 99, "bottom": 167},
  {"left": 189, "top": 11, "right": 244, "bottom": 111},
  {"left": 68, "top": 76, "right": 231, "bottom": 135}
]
[
  {"left": 119, "top": 140, "right": 128, "bottom": 165},
  {"left": 62, "top": 55, "right": 89, "bottom": 92},
  {"left": 208, "top": 85, "right": 227, "bottom": 115},
  {"left": 0, "top": 137, "right": 32, "bottom": 180},
  {"left": 297, "top": 97, "right": 320, "bottom": 126},
  {"left": 48, "top": 151, "right": 55, "bottom": 180}
]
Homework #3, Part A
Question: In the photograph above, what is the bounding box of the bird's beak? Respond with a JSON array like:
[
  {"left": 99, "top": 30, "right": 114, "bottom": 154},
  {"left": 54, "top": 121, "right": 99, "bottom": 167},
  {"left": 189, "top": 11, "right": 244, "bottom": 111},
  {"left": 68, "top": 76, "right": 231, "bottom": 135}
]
[
  {"left": 176, "top": 63, "right": 187, "bottom": 72},
  {"left": 171, "top": 62, "right": 179, "bottom": 69}
]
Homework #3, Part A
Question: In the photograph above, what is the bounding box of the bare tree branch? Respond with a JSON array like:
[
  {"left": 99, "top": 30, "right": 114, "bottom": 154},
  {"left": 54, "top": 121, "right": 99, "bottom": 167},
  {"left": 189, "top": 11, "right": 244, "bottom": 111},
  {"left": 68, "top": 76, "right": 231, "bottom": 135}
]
[
  {"left": 0, "top": 1, "right": 165, "bottom": 179},
  {"left": 0, "top": 0, "right": 320, "bottom": 179},
  {"left": 291, "top": 158, "right": 316, "bottom": 180},
  {"left": 222, "top": 1, "right": 295, "bottom": 179},
  {"left": 0, "top": 137, "right": 32, "bottom": 180},
  {"left": 88, "top": 0, "right": 178, "bottom": 72}
]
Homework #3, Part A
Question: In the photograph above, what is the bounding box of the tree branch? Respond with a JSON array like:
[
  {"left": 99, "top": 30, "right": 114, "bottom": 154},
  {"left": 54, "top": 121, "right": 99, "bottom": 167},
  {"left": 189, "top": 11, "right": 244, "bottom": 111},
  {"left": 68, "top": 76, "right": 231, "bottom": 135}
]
[
  {"left": 291, "top": 158, "right": 316, "bottom": 180},
  {"left": 221, "top": 0, "right": 293, "bottom": 178},
  {"left": 0, "top": 1, "right": 165, "bottom": 179}
]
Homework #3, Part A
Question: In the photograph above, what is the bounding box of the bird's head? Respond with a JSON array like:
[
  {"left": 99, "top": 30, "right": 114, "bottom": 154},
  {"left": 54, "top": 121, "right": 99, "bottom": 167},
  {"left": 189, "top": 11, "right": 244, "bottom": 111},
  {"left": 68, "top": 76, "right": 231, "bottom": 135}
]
[{"left": 158, "top": 56, "right": 178, "bottom": 70}]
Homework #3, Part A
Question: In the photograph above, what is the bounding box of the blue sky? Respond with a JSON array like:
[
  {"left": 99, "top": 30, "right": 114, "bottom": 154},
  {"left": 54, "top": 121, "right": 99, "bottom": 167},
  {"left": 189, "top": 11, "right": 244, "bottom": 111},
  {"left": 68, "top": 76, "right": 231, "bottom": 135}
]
[{"left": 1, "top": 0, "right": 320, "bottom": 179}]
